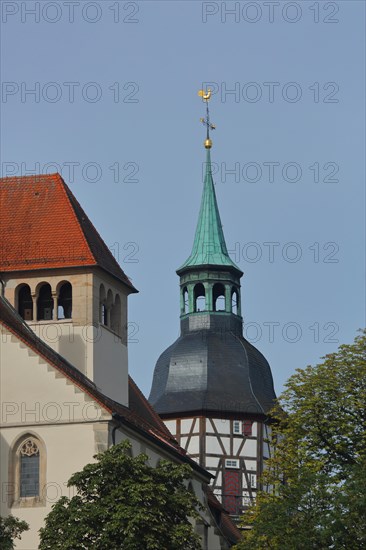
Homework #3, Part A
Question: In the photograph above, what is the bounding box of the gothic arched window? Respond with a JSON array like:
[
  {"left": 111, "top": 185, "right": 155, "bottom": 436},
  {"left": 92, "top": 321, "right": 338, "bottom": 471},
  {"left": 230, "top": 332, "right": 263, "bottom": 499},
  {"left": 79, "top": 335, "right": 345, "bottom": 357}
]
[
  {"left": 19, "top": 439, "right": 40, "bottom": 498},
  {"left": 9, "top": 434, "right": 46, "bottom": 507},
  {"left": 194, "top": 283, "right": 206, "bottom": 312},
  {"left": 17, "top": 284, "right": 33, "bottom": 321},
  {"left": 58, "top": 282, "right": 72, "bottom": 319},
  {"left": 37, "top": 283, "right": 53, "bottom": 321}
]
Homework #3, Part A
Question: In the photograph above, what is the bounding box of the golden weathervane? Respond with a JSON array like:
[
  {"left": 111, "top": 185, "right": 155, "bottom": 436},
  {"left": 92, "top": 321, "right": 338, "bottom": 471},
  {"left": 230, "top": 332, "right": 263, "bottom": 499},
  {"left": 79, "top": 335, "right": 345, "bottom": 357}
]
[{"left": 198, "top": 88, "right": 216, "bottom": 149}]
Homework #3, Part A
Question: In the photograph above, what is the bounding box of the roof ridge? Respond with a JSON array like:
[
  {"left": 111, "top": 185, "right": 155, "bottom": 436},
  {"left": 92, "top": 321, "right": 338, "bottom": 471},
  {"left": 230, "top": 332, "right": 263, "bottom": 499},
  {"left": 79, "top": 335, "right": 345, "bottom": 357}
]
[
  {"left": 0, "top": 173, "right": 137, "bottom": 290},
  {"left": 55, "top": 174, "right": 96, "bottom": 267},
  {"left": 61, "top": 178, "right": 136, "bottom": 291},
  {"left": 128, "top": 376, "right": 174, "bottom": 440},
  {"left": 0, "top": 173, "right": 59, "bottom": 180}
]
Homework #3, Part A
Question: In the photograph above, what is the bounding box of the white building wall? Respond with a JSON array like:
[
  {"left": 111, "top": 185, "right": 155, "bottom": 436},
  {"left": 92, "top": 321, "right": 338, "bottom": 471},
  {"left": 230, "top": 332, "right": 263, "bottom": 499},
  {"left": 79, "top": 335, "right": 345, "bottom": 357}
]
[
  {"left": 212, "top": 418, "right": 231, "bottom": 434},
  {"left": 1, "top": 423, "right": 102, "bottom": 550},
  {"left": 233, "top": 437, "right": 257, "bottom": 456},
  {"left": 2, "top": 269, "right": 130, "bottom": 406},
  {"left": 0, "top": 324, "right": 111, "bottom": 549},
  {"left": 93, "top": 325, "right": 128, "bottom": 405},
  {"left": 181, "top": 418, "right": 195, "bottom": 432},
  {"left": 163, "top": 419, "right": 176, "bottom": 434}
]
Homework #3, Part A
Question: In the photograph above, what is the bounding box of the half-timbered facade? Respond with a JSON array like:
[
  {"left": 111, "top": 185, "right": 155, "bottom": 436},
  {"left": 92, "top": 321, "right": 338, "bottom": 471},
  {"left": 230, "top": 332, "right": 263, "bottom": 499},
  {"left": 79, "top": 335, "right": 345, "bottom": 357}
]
[
  {"left": 164, "top": 416, "right": 272, "bottom": 515},
  {"left": 149, "top": 140, "right": 276, "bottom": 519}
]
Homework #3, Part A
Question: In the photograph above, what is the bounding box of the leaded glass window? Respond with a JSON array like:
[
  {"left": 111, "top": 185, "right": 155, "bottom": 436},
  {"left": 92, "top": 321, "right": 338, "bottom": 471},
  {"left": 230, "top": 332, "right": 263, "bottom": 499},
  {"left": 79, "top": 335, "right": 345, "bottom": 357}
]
[{"left": 19, "top": 439, "right": 39, "bottom": 498}]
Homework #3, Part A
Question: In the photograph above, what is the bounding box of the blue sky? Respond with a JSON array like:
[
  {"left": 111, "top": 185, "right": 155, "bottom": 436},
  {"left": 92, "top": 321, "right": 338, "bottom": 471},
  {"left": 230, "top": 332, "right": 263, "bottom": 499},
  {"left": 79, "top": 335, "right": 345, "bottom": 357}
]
[{"left": 1, "top": 0, "right": 365, "bottom": 397}]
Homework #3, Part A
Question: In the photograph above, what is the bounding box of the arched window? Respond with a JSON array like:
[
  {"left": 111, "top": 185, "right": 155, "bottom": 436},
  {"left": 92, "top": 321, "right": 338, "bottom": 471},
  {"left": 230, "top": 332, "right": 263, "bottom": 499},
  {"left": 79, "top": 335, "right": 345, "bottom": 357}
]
[
  {"left": 213, "top": 283, "right": 226, "bottom": 312},
  {"left": 100, "top": 284, "right": 107, "bottom": 325},
  {"left": 9, "top": 434, "right": 46, "bottom": 507},
  {"left": 232, "top": 287, "right": 239, "bottom": 315},
  {"left": 17, "top": 284, "right": 33, "bottom": 321},
  {"left": 101, "top": 304, "right": 107, "bottom": 325},
  {"left": 37, "top": 284, "right": 53, "bottom": 321},
  {"left": 105, "top": 290, "right": 113, "bottom": 328},
  {"left": 58, "top": 282, "right": 72, "bottom": 319},
  {"left": 194, "top": 283, "right": 206, "bottom": 312},
  {"left": 183, "top": 287, "right": 189, "bottom": 314},
  {"left": 111, "top": 294, "right": 121, "bottom": 335},
  {"left": 19, "top": 439, "right": 40, "bottom": 498}
]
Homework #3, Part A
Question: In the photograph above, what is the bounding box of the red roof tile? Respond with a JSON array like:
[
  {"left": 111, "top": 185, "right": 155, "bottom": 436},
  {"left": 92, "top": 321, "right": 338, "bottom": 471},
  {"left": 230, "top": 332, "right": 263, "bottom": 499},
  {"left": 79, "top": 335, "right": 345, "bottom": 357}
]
[{"left": 0, "top": 174, "right": 137, "bottom": 291}]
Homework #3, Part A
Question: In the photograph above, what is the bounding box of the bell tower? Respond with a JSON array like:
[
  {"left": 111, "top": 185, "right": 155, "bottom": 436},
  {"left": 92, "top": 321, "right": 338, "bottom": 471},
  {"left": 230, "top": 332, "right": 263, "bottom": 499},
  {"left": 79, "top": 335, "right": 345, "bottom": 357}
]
[
  {"left": 0, "top": 174, "right": 137, "bottom": 406},
  {"left": 177, "top": 146, "right": 243, "bottom": 330},
  {"left": 149, "top": 91, "right": 277, "bottom": 517}
]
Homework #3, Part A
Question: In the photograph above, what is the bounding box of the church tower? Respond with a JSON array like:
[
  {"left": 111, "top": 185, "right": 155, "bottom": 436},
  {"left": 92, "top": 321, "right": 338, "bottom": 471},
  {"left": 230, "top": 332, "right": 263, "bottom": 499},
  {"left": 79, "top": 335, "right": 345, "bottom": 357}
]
[
  {"left": 149, "top": 91, "right": 276, "bottom": 517},
  {"left": 0, "top": 174, "right": 137, "bottom": 406}
]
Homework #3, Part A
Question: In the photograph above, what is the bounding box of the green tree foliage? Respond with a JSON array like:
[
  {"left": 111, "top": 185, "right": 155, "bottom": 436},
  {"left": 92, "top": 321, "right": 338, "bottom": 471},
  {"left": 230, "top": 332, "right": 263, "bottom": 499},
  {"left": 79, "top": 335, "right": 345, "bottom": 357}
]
[
  {"left": 235, "top": 330, "right": 366, "bottom": 550},
  {"left": 39, "top": 440, "right": 202, "bottom": 550},
  {"left": 0, "top": 515, "right": 29, "bottom": 550}
]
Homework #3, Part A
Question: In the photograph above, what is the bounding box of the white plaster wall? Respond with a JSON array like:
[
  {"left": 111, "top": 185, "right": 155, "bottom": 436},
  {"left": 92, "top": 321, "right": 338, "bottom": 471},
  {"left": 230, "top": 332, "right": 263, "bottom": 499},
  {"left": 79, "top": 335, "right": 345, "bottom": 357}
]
[
  {"left": 181, "top": 418, "right": 195, "bottom": 433},
  {"left": 0, "top": 328, "right": 108, "bottom": 427},
  {"left": 93, "top": 326, "right": 128, "bottom": 405},
  {"left": 212, "top": 418, "right": 231, "bottom": 434},
  {"left": 27, "top": 320, "right": 128, "bottom": 406},
  {"left": 28, "top": 322, "right": 88, "bottom": 376},
  {"left": 205, "top": 456, "right": 220, "bottom": 468},
  {"left": 0, "top": 325, "right": 111, "bottom": 548},
  {"left": 233, "top": 438, "right": 242, "bottom": 455},
  {"left": 1, "top": 423, "right": 103, "bottom": 550},
  {"left": 206, "top": 435, "right": 229, "bottom": 455},
  {"left": 163, "top": 420, "right": 176, "bottom": 435},
  {"left": 234, "top": 437, "right": 257, "bottom": 457},
  {"left": 244, "top": 459, "right": 257, "bottom": 472},
  {"left": 186, "top": 434, "right": 200, "bottom": 455}
]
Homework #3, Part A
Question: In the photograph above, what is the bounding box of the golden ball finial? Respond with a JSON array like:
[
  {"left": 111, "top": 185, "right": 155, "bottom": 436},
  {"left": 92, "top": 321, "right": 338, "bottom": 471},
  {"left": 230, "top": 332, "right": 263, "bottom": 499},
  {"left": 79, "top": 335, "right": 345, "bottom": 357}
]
[{"left": 204, "top": 138, "right": 212, "bottom": 149}]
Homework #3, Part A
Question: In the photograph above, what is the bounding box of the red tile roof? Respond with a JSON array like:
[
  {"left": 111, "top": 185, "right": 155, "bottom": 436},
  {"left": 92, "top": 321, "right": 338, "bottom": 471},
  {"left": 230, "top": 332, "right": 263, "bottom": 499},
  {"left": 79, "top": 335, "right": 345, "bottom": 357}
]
[{"left": 0, "top": 174, "right": 137, "bottom": 292}]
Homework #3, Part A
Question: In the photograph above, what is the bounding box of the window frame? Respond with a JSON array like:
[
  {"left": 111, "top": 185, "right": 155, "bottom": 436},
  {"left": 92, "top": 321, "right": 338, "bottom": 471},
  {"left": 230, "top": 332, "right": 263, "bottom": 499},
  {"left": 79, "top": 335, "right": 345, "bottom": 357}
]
[
  {"left": 225, "top": 458, "right": 240, "bottom": 469},
  {"left": 8, "top": 434, "right": 47, "bottom": 508},
  {"left": 233, "top": 420, "right": 241, "bottom": 434}
]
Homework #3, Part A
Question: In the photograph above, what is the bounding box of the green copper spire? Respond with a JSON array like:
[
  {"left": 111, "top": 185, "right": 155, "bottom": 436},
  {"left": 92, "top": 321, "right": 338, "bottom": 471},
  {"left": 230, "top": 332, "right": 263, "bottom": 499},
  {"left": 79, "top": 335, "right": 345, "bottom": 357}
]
[{"left": 178, "top": 148, "right": 241, "bottom": 272}]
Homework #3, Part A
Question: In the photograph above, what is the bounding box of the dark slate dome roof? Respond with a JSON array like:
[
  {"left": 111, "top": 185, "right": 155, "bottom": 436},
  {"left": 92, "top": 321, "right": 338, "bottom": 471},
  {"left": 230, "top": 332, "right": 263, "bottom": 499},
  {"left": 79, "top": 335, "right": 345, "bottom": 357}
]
[{"left": 149, "top": 314, "right": 276, "bottom": 418}]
